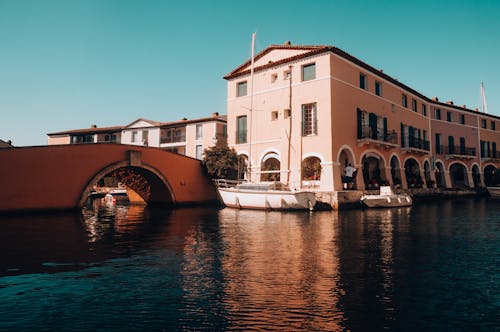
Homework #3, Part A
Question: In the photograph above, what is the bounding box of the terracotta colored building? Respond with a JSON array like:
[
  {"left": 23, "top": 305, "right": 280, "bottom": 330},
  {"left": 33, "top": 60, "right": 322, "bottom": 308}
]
[{"left": 224, "top": 42, "right": 500, "bottom": 191}]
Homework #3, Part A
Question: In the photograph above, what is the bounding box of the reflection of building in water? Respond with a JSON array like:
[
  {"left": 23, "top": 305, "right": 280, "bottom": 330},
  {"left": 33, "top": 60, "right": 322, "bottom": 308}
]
[{"left": 204, "top": 210, "right": 346, "bottom": 330}]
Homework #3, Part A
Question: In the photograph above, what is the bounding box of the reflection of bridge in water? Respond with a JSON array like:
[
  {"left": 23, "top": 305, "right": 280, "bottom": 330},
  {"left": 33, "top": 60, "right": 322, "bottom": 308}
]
[{"left": 0, "top": 144, "right": 218, "bottom": 213}]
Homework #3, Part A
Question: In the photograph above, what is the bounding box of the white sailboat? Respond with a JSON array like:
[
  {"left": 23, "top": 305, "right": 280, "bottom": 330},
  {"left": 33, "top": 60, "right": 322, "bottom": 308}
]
[{"left": 215, "top": 33, "right": 317, "bottom": 211}]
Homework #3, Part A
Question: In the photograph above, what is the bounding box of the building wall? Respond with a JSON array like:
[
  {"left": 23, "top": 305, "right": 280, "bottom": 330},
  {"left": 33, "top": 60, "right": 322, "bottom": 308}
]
[
  {"left": 226, "top": 45, "right": 500, "bottom": 191},
  {"left": 48, "top": 135, "right": 71, "bottom": 145}
]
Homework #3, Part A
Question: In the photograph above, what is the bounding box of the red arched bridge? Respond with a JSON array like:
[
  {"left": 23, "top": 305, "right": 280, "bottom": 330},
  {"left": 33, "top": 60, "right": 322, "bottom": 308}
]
[{"left": 0, "top": 144, "right": 219, "bottom": 213}]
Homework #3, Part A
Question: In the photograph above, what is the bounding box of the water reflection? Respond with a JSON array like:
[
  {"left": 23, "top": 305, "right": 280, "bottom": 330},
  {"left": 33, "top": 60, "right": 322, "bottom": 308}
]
[
  {"left": 1, "top": 199, "right": 498, "bottom": 331},
  {"left": 212, "top": 210, "right": 345, "bottom": 331}
]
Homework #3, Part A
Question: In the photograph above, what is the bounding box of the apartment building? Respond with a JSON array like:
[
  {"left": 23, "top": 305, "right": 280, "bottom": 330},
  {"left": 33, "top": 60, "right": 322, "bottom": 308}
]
[
  {"left": 224, "top": 42, "right": 500, "bottom": 191},
  {"left": 47, "top": 113, "right": 227, "bottom": 160}
]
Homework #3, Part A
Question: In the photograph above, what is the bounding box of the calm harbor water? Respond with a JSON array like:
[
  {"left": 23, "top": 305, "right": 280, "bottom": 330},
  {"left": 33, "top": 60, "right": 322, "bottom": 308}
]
[{"left": 1, "top": 198, "right": 499, "bottom": 331}]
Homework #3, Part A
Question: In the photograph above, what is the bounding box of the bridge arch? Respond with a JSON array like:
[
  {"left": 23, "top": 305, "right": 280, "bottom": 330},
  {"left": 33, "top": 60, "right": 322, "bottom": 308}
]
[{"left": 79, "top": 161, "right": 176, "bottom": 207}]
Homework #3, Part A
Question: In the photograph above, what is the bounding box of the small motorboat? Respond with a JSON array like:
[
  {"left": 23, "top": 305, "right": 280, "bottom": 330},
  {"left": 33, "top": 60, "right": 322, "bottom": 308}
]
[
  {"left": 486, "top": 187, "right": 500, "bottom": 198},
  {"left": 360, "top": 186, "right": 412, "bottom": 208}
]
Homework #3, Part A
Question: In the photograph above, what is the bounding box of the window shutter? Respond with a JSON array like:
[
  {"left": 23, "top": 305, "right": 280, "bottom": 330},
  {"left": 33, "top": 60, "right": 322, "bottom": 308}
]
[
  {"left": 383, "top": 117, "right": 388, "bottom": 140},
  {"left": 357, "top": 108, "right": 362, "bottom": 139},
  {"left": 301, "top": 104, "right": 306, "bottom": 136},
  {"left": 313, "top": 104, "right": 318, "bottom": 135}
]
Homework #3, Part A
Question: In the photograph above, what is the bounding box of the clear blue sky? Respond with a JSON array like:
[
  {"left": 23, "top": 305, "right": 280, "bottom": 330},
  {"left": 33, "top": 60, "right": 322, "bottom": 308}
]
[{"left": 1, "top": 0, "right": 499, "bottom": 146}]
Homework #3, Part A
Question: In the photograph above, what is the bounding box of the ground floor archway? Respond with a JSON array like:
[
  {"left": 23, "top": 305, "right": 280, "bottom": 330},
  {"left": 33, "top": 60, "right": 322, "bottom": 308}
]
[
  {"left": 484, "top": 165, "right": 499, "bottom": 186},
  {"left": 404, "top": 158, "right": 423, "bottom": 188},
  {"left": 260, "top": 153, "right": 281, "bottom": 182},
  {"left": 449, "top": 163, "right": 469, "bottom": 188},
  {"left": 339, "top": 148, "right": 357, "bottom": 189},
  {"left": 362, "top": 152, "right": 388, "bottom": 189},
  {"left": 435, "top": 161, "right": 445, "bottom": 188},
  {"left": 390, "top": 156, "right": 402, "bottom": 188},
  {"left": 472, "top": 164, "right": 481, "bottom": 187}
]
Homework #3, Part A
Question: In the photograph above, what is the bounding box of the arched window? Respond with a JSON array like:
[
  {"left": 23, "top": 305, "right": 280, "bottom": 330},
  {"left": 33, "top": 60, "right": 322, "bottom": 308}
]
[{"left": 302, "top": 157, "right": 322, "bottom": 180}]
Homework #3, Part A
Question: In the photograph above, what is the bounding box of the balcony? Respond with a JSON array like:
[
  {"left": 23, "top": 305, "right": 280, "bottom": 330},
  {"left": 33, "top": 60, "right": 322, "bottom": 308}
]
[
  {"left": 441, "top": 145, "right": 477, "bottom": 160},
  {"left": 357, "top": 126, "right": 399, "bottom": 149},
  {"left": 160, "top": 135, "right": 186, "bottom": 144},
  {"left": 401, "top": 138, "right": 430, "bottom": 155}
]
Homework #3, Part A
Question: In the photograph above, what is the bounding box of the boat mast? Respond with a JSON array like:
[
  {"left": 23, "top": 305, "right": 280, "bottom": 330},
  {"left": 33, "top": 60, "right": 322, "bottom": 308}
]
[
  {"left": 286, "top": 65, "right": 292, "bottom": 185},
  {"left": 248, "top": 32, "right": 256, "bottom": 182},
  {"left": 480, "top": 82, "right": 488, "bottom": 114}
]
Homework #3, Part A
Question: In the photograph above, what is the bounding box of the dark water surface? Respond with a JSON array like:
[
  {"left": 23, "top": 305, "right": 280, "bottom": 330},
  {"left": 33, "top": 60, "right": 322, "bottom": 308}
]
[{"left": 1, "top": 198, "right": 499, "bottom": 331}]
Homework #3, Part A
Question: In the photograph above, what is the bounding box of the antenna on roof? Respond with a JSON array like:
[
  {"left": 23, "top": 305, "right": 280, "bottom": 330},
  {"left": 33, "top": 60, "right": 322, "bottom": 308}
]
[{"left": 480, "top": 82, "right": 488, "bottom": 114}]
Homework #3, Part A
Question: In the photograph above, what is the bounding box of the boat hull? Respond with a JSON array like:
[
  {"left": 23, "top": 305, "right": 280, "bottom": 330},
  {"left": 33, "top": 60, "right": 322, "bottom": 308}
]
[
  {"left": 360, "top": 194, "right": 412, "bottom": 208},
  {"left": 487, "top": 187, "right": 500, "bottom": 198},
  {"left": 217, "top": 188, "right": 316, "bottom": 210}
]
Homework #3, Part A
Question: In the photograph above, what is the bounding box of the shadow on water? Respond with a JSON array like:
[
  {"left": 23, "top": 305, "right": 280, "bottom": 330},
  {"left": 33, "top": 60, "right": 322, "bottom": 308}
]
[{"left": 0, "top": 200, "right": 220, "bottom": 277}]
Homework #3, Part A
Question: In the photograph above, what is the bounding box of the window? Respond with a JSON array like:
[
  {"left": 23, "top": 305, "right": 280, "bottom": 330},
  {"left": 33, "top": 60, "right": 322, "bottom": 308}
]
[
  {"left": 236, "top": 115, "right": 247, "bottom": 143},
  {"left": 142, "top": 130, "right": 149, "bottom": 145},
  {"left": 359, "top": 73, "right": 367, "bottom": 90},
  {"left": 104, "top": 134, "right": 117, "bottom": 142},
  {"left": 448, "top": 136, "right": 455, "bottom": 154},
  {"left": 402, "top": 94, "right": 408, "bottom": 108},
  {"left": 422, "top": 104, "right": 427, "bottom": 116},
  {"left": 375, "top": 81, "right": 382, "bottom": 96},
  {"left": 481, "top": 119, "right": 487, "bottom": 128},
  {"left": 435, "top": 133, "right": 442, "bottom": 153},
  {"left": 196, "top": 124, "right": 203, "bottom": 140},
  {"left": 460, "top": 114, "right": 465, "bottom": 125},
  {"left": 493, "top": 142, "right": 497, "bottom": 158},
  {"left": 459, "top": 137, "right": 466, "bottom": 154},
  {"left": 284, "top": 109, "right": 291, "bottom": 119},
  {"left": 412, "top": 99, "right": 417, "bottom": 112},
  {"left": 302, "top": 63, "right": 315, "bottom": 81},
  {"left": 302, "top": 103, "right": 317, "bottom": 136},
  {"left": 237, "top": 81, "right": 247, "bottom": 97},
  {"left": 447, "top": 111, "right": 452, "bottom": 122},
  {"left": 491, "top": 121, "right": 496, "bottom": 131},
  {"left": 271, "top": 111, "right": 278, "bottom": 121},
  {"left": 131, "top": 131, "right": 138, "bottom": 143},
  {"left": 435, "top": 108, "right": 441, "bottom": 120},
  {"left": 195, "top": 145, "right": 203, "bottom": 160}
]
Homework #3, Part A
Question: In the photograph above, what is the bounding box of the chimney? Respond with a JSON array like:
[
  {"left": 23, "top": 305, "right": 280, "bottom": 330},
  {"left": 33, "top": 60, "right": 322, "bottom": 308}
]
[
  {"left": 446, "top": 100, "right": 454, "bottom": 105},
  {"left": 432, "top": 97, "right": 439, "bottom": 101},
  {"left": 212, "top": 112, "right": 219, "bottom": 117},
  {"left": 91, "top": 124, "right": 97, "bottom": 128},
  {"left": 182, "top": 117, "right": 187, "bottom": 121},
  {"left": 284, "top": 41, "right": 291, "bottom": 46}
]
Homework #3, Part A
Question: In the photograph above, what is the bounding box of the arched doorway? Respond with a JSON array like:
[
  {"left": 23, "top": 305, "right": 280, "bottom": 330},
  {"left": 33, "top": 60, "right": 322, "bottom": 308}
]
[
  {"left": 362, "top": 153, "right": 387, "bottom": 189},
  {"left": 261, "top": 153, "right": 280, "bottom": 182},
  {"left": 404, "top": 158, "right": 423, "bottom": 188},
  {"left": 390, "top": 156, "right": 402, "bottom": 188},
  {"left": 424, "top": 160, "right": 432, "bottom": 188},
  {"left": 435, "top": 162, "right": 445, "bottom": 188},
  {"left": 484, "top": 165, "right": 498, "bottom": 186},
  {"left": 472, "top": 164, "right": 481, "bottom": 187},
  {"left": 339, "top": 148, "right": 357, "bottom": 189},
  {"left": 449, "top": 163, "right": 468, "bottom": 188},
  {"left": 237, "top": 154, "right": 248, "bottom": 180}
]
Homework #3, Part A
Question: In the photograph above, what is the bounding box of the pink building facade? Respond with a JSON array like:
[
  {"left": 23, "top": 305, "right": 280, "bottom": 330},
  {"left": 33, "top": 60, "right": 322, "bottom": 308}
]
[{"left": 225, "top": 42, "right": 500, "bottom": 191}]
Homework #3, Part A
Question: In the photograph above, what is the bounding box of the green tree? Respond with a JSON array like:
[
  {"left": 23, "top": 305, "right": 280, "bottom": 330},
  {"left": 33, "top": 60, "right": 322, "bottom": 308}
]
[{"left": 202, "top": 144, "right": 238, "bottom": 180}]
